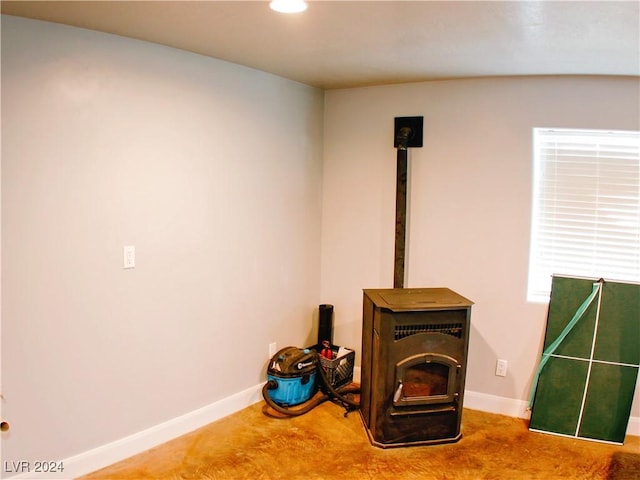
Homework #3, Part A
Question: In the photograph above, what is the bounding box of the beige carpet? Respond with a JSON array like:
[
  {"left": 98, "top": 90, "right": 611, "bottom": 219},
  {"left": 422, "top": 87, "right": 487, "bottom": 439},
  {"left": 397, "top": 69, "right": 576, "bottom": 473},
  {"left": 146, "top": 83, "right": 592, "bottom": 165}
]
[{"left": 80, "top": 393, "right": 640, "bottom": 480}]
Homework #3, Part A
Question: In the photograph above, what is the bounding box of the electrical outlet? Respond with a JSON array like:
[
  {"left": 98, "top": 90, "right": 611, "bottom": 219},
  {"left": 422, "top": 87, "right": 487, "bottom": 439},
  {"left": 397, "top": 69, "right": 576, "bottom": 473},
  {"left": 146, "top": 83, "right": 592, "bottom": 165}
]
[
  {"left": 269, "top": 342, "right": 277, "bottom": 358},
  {"left": 496, "top": 359, "right": 508, "bottom": 377}
]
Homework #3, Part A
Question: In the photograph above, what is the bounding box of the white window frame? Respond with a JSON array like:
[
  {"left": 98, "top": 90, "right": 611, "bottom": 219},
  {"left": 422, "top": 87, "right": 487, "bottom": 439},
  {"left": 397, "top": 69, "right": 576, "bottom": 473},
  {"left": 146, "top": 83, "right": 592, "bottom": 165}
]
[{"left": 527, "top": 128, "right": 640, "bottom": 302}]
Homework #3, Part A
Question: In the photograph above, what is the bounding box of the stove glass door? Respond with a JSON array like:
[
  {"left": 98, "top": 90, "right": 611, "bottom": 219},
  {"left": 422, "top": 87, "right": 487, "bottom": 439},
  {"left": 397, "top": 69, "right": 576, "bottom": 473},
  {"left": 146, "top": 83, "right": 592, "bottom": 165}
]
[{"left": 394, "top": 353, "right": 459, "bottom": 406}]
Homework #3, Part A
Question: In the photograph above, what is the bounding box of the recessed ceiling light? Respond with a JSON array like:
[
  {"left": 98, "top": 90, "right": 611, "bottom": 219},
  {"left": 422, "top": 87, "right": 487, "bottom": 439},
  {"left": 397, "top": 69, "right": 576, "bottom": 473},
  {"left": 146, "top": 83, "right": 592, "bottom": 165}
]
[{"left": 269, "top": 0, "right": 308, "bottom": 14}]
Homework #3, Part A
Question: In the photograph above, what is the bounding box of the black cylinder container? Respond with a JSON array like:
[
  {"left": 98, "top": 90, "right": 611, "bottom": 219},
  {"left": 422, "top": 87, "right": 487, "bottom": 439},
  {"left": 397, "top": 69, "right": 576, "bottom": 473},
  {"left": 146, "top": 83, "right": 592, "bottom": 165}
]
[{"left": 318, "top": 304, "right": 334, "bottom": 347}]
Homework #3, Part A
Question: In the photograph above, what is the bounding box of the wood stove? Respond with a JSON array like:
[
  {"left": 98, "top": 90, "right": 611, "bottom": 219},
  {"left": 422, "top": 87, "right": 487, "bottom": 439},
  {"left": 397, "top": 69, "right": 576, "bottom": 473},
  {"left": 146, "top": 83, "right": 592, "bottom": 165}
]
[{"left": 360, "top": 288, "right": 473, "bottom": 448}]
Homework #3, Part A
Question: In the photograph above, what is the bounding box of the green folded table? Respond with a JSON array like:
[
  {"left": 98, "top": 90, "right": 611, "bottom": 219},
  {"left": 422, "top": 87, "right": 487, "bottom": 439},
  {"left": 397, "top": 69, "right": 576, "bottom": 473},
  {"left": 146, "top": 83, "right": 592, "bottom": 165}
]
[{"left": 529, "top": 275, "right": 640, "bottom": 444}]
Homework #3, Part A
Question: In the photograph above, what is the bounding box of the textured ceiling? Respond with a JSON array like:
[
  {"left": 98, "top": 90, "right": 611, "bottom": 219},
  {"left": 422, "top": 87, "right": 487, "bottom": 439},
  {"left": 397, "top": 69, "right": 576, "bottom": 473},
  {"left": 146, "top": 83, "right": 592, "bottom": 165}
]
[{"left": 2, "top": 1, "right": 639, "bottom": 89}]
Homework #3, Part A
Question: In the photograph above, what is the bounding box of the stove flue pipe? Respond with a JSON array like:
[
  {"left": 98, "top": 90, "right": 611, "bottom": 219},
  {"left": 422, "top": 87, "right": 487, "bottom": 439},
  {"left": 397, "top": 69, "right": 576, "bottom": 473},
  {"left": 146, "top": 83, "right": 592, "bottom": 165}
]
[
  {"left": 393, "top": 134, "right": 409, "bottom": 288},
  {"left": 393, "top": 117, "right": 424, "bottom": 288},
  {"left": 396, "top": 127, "right": 412, "bottom": 150}
]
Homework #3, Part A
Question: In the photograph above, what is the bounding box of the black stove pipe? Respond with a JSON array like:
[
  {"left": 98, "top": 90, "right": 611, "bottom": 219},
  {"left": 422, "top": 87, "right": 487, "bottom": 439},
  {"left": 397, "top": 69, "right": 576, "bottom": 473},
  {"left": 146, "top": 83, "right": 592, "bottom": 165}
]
[
  {"left": 394, "top": 128, "right": 411, "bottom": 288},
  {"left": 393, "top": 117, "right": 423, "bottom": 289}
]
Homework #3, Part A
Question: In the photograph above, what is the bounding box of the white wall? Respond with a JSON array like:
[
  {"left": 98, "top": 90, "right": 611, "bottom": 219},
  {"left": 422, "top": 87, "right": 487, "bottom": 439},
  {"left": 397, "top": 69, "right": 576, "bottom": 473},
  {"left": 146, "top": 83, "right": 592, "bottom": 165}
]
[
  {"left": 321, "top": 76, "right": 640, "bottom": 414},
  {"left": 1, "top": 16, "right": 324, "bottom": 467},
  {"left": 2, "top": 14, "right": 639, "bottom": 476}
]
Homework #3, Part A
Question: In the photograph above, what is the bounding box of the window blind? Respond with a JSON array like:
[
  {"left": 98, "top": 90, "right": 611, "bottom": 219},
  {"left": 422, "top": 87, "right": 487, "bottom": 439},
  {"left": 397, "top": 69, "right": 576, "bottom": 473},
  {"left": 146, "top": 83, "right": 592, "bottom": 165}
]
[{"left": 528, "top": 128, "right": 640, "bottom": 301}]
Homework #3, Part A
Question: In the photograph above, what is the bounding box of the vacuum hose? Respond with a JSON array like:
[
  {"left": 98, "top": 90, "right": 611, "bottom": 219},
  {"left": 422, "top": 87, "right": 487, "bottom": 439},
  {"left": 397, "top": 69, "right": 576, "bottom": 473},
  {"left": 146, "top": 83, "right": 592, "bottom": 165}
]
[{"left": 262, "top": 351, "right": 360, "bottom": 417}]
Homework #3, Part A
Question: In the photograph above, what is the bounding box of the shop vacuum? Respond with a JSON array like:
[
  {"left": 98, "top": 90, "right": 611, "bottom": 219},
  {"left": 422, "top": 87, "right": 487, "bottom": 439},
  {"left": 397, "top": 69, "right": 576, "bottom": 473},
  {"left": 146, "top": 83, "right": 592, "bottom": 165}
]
[{"left": 262, "top": 305, "right": 360, "bottom": 417}]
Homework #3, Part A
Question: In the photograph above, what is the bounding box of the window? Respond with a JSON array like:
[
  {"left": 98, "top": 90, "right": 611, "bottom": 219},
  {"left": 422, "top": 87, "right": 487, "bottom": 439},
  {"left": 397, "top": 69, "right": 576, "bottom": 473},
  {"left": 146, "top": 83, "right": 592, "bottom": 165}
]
[{"left": 528, "top": 128, "right": 640, "bottom": 302}]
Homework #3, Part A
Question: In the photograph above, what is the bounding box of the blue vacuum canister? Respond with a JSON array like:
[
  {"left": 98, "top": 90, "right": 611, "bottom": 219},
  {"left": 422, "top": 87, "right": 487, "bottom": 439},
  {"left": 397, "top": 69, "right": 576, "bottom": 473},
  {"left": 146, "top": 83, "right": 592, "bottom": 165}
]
[{"left": 266, "top": 347, "right": 317, "bottom": 406}]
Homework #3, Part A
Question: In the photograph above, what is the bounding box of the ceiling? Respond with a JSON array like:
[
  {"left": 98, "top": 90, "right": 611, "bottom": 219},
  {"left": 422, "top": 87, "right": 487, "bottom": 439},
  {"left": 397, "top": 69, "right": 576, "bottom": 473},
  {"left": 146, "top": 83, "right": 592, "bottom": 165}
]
[{"left": 2, "top": 1, "right": 639, "bottom": 90}]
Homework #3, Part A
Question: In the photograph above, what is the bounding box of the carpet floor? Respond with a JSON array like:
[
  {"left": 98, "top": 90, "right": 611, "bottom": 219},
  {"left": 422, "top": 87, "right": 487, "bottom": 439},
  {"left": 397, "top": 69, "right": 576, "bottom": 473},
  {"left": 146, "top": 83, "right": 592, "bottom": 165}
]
[{"left": 80, "top": 392, "right": 640, "bottom": 480}]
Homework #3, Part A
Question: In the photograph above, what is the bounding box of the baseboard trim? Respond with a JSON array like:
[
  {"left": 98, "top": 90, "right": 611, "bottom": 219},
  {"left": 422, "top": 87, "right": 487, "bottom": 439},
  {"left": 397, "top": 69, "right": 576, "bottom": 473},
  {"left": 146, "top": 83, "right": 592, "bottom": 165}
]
[
  {"left": 463, "top": 390, "right": 531, "bottom": 419},
  {"left": 8, "top": 382, "right": 637, "bottom": 479},
  {"left": 6, "top": 384, "right": 264, "bottom": 480},
  {"left": 463, "top": 389, "right": 640, "bottom": 437}
]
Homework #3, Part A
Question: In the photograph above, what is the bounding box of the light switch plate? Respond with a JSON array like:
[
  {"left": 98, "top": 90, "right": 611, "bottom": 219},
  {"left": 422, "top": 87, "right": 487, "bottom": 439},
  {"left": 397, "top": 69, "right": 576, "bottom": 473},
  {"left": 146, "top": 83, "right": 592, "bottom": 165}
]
[{"left": 123, "top": 245, "right": 135, "bottom": 269}]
